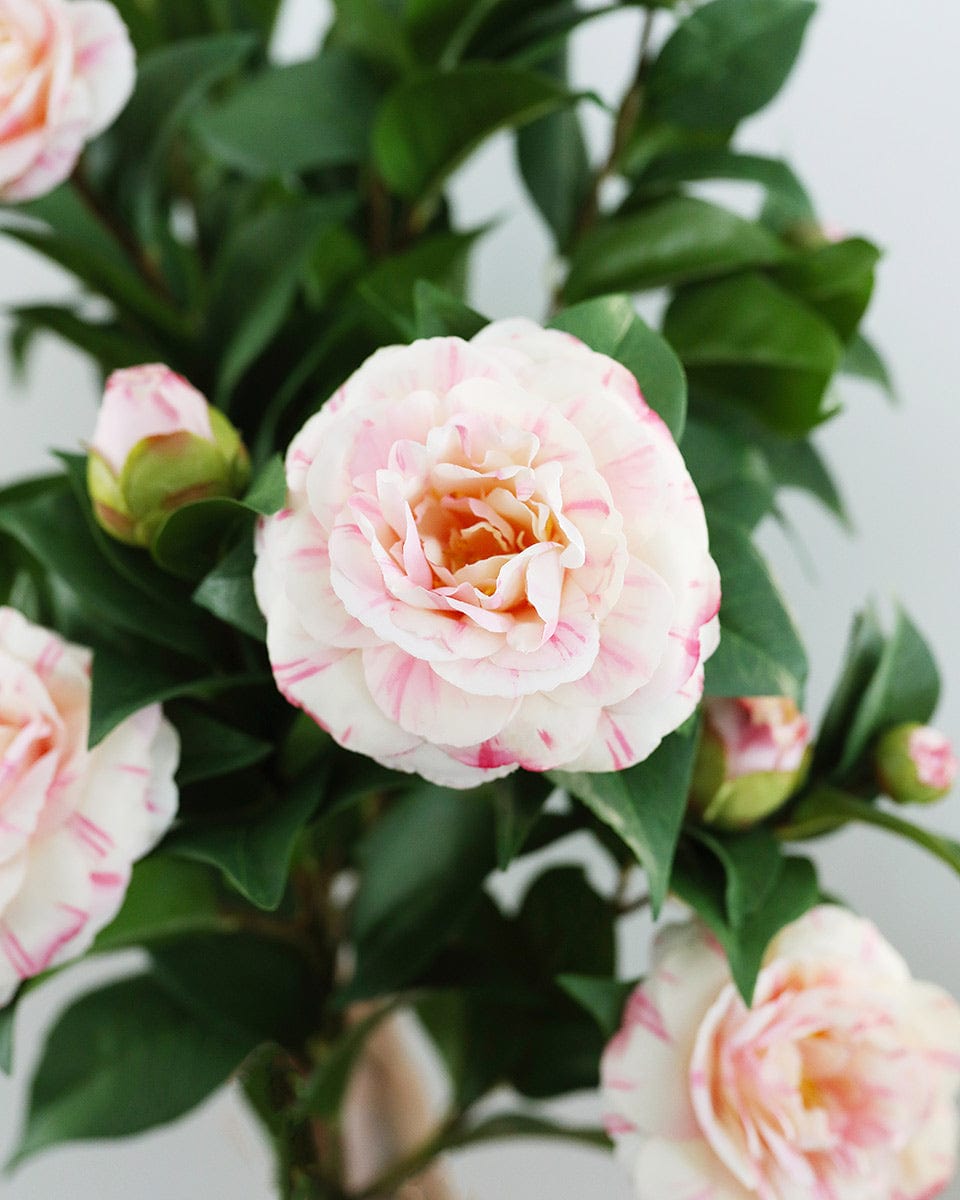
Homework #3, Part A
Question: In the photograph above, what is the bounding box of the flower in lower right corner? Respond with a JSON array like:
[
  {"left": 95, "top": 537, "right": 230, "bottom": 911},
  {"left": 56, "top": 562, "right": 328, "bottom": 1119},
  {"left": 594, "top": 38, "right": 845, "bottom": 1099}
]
[{"left": 602, "top": 906, "right": 960, "bottom": 1200}]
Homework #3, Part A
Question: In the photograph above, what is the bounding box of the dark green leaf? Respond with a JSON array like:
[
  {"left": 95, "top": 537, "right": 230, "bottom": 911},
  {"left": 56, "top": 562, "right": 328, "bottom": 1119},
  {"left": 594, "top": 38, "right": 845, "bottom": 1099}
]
[
  {"left": 551, "top": 294, "right": 687, "bottom": 440},
  {"left": 705, "top": 518, "right": 807, "bottom": 700},
  {"left": 490, "top": 772, "right": 552, "bottom": 870},
  {"left": 557, "top": 974, "right": 636, "bottom": 1040},
  {"left": 814, "top": 606, "right": 885, "bottom": 775},
  {"left": 690, "top": 827, "right": 785, "bottom": 927},
  {"left": 836, "top": 606, "right": 940, "bottom": 778},
  {"left": 373, "top": 65, "right": 578, "bottom": 200},
  {"left": 647, "top": 0, "right": 816, "bottom": 130},
  {"left": 413, "top": 280, "right": 488, "bottom": 340},
  {"left": 681, "top": 418, "right": 775, "bottom": 530},
  {"left": 193, "top": 534, "right": 266, "bottom": 640},
  {"left": 756, "top": 429, "right": 847, "bottom": 524},
  {"left": 564, "top": 197, "right": 784, "bottom": 302},
  {"left": 195, "top": 50, "right": 381, "bottom": 175},
  {"left": 92, "top": 857, "right": 224, "bottom": 953},
  {"left": 327, "top": 0, "right": 413, "bottom": 73},
  {"left": 665, "top": 272, "right": 843, "bottom": 435},
  {"left": 551, "top": 722, "right": 699, "bottom": 914},
  {"left": 174, "top": 708, "right": 273, "bottom": 785},
  {"left": 168, "top": 768, "right": 327, "bottom": 910},
  {"left": 517, "top": 867, "right": 614, "bottom": 979},
  {"left": 207, "top": 196, "right": 356, "bottom": 402},
  {"left": 773, "top": 238, "right": 880, "bottom": 344},
  {"left": 296, "top": 1003, "right": 396, "bottom": 1119},
  {"left": 348, "top": 786, "right": 496, "bottom": 997},
  {"left": 8, "top": 305, "right": 159, "bottom": 374},
  {"left": 10, "top": 975, "right": 254, "bottom": 1167}
]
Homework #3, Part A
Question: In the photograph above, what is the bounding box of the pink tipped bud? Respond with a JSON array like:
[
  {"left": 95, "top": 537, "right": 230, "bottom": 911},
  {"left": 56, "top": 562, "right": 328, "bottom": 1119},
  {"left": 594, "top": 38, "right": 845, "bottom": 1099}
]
[{"left": 876, "top": 723, "right": 957, "bottom": 805}]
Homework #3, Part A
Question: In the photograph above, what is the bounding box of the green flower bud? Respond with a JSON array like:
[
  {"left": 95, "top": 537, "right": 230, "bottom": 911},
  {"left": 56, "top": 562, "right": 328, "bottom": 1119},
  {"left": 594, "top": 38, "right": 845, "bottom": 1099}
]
[
  {"left": 86, "top": 365, "right": 250, "bottom": 547},
  {"left": 875, "top": 723, "right": 957, "bottom": 805}
]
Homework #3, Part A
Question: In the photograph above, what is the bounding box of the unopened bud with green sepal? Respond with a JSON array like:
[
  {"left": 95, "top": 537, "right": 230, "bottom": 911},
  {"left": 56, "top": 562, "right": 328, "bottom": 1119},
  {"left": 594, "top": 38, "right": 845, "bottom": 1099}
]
[
  {"left": 876, "top": 723, "right": 957, "bottom": 805},
  {"left": 87, "top": 364, "right": 250, "bottom": 547},
  {"left": 690, "top": 697, "right": 812, "bottom": 830}
]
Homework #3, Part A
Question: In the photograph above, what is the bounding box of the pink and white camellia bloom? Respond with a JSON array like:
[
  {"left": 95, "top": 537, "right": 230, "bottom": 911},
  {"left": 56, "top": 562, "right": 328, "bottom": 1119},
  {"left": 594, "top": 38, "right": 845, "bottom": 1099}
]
[
  {"left": 0, "top": 0, "right": 135, "bottom": 202},
  {"left": 0, "top": 607, "right": 178, "bottom": 1005},
  {"left": 908, "top": 726, "right": 957, "bottom": 792},
  {"left": 254, "top": 320, "right": 721, "bottom": 789},
  {"left": 704, "top": 696, "right": 810, "bottom": 778},
  {"left": 602, "top": 906, "right": 960, "bottom": 1200}
]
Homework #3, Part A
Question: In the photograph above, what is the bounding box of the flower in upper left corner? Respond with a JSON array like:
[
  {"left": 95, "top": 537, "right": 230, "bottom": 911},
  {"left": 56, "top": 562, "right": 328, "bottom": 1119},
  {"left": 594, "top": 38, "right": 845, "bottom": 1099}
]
[
  {"left": 0, "top": 0, "right": 135, "bottom": 203},
  {"left": 0, "top": 606, "right": 178, "bottom": 1005}
]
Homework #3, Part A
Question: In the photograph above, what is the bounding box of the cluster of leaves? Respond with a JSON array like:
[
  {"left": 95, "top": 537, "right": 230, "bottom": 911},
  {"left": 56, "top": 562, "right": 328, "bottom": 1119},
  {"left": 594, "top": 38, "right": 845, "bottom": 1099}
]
[{"left": 0, "top": 0, "right": 952, "bottom": 1196}]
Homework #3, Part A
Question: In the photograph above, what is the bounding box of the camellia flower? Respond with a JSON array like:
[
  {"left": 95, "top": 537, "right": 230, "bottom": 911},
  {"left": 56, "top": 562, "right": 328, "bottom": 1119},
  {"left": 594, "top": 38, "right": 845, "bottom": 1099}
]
[
  {"left": 0, "top": 607, "right": 178, "bottom": 1004},
  {"left": 87, "top": 364, "right": 250, "bottom": 547},
  {"left": 255, "top": 321, "right": 720, "bottom": 788},
  {"left": 690, "top": 696, "right": 811, "bottom": 829},
  {"left": 602, "top": 906, "right": 960, "bottom": 1200},
  {"left": 0, "top": 0, "right": 135, "bottom": 202},
  {"left": 876, "top": 722, "right": 958, "bottom": 805}
]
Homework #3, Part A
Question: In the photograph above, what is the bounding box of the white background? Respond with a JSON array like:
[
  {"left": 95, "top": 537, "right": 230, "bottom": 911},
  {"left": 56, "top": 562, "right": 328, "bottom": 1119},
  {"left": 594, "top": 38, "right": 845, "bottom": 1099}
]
[{"left": 1, "top": 0, "right": 959, "bottom": 1196}]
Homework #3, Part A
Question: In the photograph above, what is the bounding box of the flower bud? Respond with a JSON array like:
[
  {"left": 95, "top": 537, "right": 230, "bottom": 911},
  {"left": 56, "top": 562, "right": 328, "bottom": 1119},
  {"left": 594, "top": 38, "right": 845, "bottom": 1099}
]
[
  {"left": 87, "top": 364, "right": 250, "bottom": 546},
  {"left": 690, "top": 697, "right": 811, "bottom": 830},
  {"left": 876, "top": 723, "right": 957, "bottom": 805}
]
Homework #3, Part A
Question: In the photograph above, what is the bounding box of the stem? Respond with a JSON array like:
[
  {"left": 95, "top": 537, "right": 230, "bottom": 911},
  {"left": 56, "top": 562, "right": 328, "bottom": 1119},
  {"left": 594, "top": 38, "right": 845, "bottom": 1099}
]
[
  {"left": 568, "top": 8, "right": 658, "bottom": 249},
  {"left": 351, "top": 1117, "right": 462, "bottom": 1200},
  {"left": 71, "top": 159, "right": 174, "bottom": 302},
  {"left": 366, "top": 171, "right": 393, "bottom": 258}
]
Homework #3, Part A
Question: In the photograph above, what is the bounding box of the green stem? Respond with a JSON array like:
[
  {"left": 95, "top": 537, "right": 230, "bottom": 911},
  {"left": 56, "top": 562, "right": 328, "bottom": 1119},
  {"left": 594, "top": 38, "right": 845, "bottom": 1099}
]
[{"left": 351, "top": 1116, "right": 464, "bottom": 1199}]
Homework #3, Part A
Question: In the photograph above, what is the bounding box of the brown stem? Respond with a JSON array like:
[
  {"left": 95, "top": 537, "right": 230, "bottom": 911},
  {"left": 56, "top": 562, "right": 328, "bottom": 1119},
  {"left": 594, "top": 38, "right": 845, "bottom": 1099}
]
[{"left": 366, "top": 171, "right": 393, "bottom": 259}]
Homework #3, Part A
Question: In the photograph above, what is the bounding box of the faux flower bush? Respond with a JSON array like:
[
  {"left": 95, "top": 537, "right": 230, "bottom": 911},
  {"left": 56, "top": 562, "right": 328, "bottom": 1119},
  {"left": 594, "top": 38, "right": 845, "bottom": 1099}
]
[{"left": 0, "top": 0, "right": 958, "bottom": 1197}]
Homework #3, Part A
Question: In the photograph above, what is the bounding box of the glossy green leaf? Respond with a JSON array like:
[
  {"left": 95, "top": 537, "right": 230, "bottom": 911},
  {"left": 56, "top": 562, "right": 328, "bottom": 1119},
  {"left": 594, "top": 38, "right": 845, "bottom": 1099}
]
[
  {"left": 551, "top": 295, "right": 687, "bottom": 441},
  {"left": 327, "top": 0, "right": 413, "bottom": 72},
  {"left": 174, "top": 708, "right": 273, "bottom": 785},
  {"left": 168, "top": 769, "right": 327, "bottom": 910},
  {"left": 665, "top": 272, "right": 843, "bottom": 435},
  {"left": 193, "top": 535, "right": 266, "bottom": 640},
  {"left": 813, "top": 606, "right": 885, "bottom": 775},
  {"left": 647, "top": 0, "right": 816, "bottom": 130},
  {"left": 705, "top": 518, "right": 807, "bottom": 700},
  {"left": 557, "top": 975, "right": 636, "bottom": 1040},
  {"left": 404, "top": 0, "right": 500, "bottom": 66},
  {"left": 517, "top": 867, "right": 614, "bottom": 979},
  {"left": 413, "top": 280, "right": 488, "bottom": 339},
  {"left": 195, "top": 50, "right": 381, "bottom": 175},
  {"left": 773, "top": 238, "right": 880, "bottom": 344},
  {"left": 551, "top": 722, "right": 699, "bottom": 914},
  {"left": 348, "top": 786, "right": 496, "bottom": 997},
  {"left": 564, "top": 197, "right": 785, "bottom": 302},
  {"left": 756, "top": 429, "right": 847, "bottom": 524},
  {"left": 690, "top": 827, "right": 785, "bottom": 928},
  {"left": 373, "top": 65, "right": 578, "bottom": 199},
  {"left": 206, "top": 195, "right": 356, "bottom": 402},
  {"left": 92, "top": 857, "right": 224, "bottom": 954},
  {"left": 681, "top": 418, "right": 775, "bottom": 531},
  {"left": 490, "top": 772, "right": 552, "bottom": 870},
  {"left": 10, "top": 975, "right": 254, "bottom": 1167},
  {"left": 835, "top": 606, "right": 940, "bottom": 778}
]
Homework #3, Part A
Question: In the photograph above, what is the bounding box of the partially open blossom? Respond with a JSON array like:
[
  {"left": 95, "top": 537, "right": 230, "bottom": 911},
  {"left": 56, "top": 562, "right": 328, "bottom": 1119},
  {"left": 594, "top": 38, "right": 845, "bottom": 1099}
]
[
  {"left": 877, "top": 723, "right": 957, "bottom": 806},
  {"left": 87, "top": 364, "right": 250, "bottom": 547},
  {"left": 0, "top": 607, "right": 178, "bottom": 1005},
  {"left": 254, "top": 320, "right": 720, "bottom": 789},
  {"left": 690, "top": 696, "right": 811, "bottom": 829},
  {"left": 0, "top": 0, "right": 135, "bottom": 202},
  {"left": 602, "top": 906, "right": 960, "bottom": 1200}
]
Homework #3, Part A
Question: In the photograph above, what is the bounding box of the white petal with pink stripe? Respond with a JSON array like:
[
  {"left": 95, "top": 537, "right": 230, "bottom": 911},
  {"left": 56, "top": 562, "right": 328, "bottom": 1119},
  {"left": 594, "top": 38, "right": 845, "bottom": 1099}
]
[
  {"left": 602, "top": 907, "right": 960, "bottom": 1200},
  {"left": 255, "top": 320, "right": 720, "bottom": 788},
  {"left": 0, "top": 607, "right": 178, "bottom": 1004}
]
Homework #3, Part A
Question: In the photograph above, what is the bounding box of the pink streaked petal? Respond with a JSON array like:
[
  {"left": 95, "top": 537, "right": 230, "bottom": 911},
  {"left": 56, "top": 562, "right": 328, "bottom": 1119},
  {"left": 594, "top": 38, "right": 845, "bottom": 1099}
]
[
  {"left": 465, "top": 690, "right": 598, "bottom": 773},
  {"left": 361, "top": 644, "right": 517, "bottom": 748}
]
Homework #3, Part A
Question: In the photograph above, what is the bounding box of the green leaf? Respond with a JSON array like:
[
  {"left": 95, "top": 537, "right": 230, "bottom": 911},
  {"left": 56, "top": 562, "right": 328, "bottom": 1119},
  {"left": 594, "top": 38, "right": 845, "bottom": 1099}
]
[
  {"left": 403, "top": 0, "right": 494, "bottom": 67},
  {"left": 92, "top": 857, "right": 224, "bottom": 954},
  {"left": 835, "top": 606, "right": 940, "bottom": 778},
  {"left": 842, "top": 332, "right": 896, "bottom": 399},
  {"left": 551, "top": 722, "right": 699, "bottom": 915},
  {"left": 647, "top": 0, "right": 816, "bottom": 130},
  {"left": 327, "top": 0, "right": 413, "bottom": 73},
  {"left": 193, "top": 534, "right": 266, "bottom": 640},
  {"left": 630, "top": 149, "right": 815, "bottom": 225},
  {"left": 0, "top": 479, "right": 209, "bottom": 662},
  {"left": 174, "top": 707, "right": 273, "bottom": 785},
  {"left": 490, "top": 772, "right": 552, "bottom": 870},
  {"left": 195, "top": 50, "right": 381, "bottom": 175},
  {"left": 206, "top": 196, "right": 356, "bottom": 403},
  {"left": 785, "top": 789, "right": 960, "bottom": 882},
  {"left": 557, "top": 975, "right": 636, "bottom": 1040},
  {"left": 564, "top": 197, "right": 784, "bottom": 303},
  {"left": 551, "top": 294, "right": 687, "bottom": 441},
  {"left": 7, "top": 305, "right": 160, "bottom": 375},
  {"left": 413, "top": 280, "right": 488, "bottom": 339},
  {"left": 168, "top": 769, "right": 327, "bottom": 910},
  {"left": 672, "top": 842, "right": 819, "bottom": 1002},
  {"left": 517, "top": 867, "right": 614, "bottom": 979},
  {"left": 296, "top": 1002, "right": 396, "bottom": 1120},
  {"left": 773, "top": 238, "right": 880, "bottom": 344},
  {"left": 681, "top": 418, "right": 775, "bottom": 531},
  {"left": 755, "top": 429, "right": 847, "bottom": 524},
  {"left": 690, "top": 827, "right": 785, "bottom": 928},
  {"left": 665, "top": 272, "right": 843, "bottom": 435},
  {"left": 705, "top": 518, "right": 807, "bottom": 700},
  {"left": 450, "top": 1111, "right": 609, "bottom": 1152},
  {"left": 10, "top": 975, "right": 255, "bottom": 1167},
  {"left": 348, "top": 785, "right": 496, "bottom": 997},
  {"left": 89, "top": 641, "right": 267, "bottom": 747},
  {"left": 373, "top": 65, "right": 578, "bottom": 200},
  {"left": 813, "top": 606, "right": 885, "bottom": 775}
]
